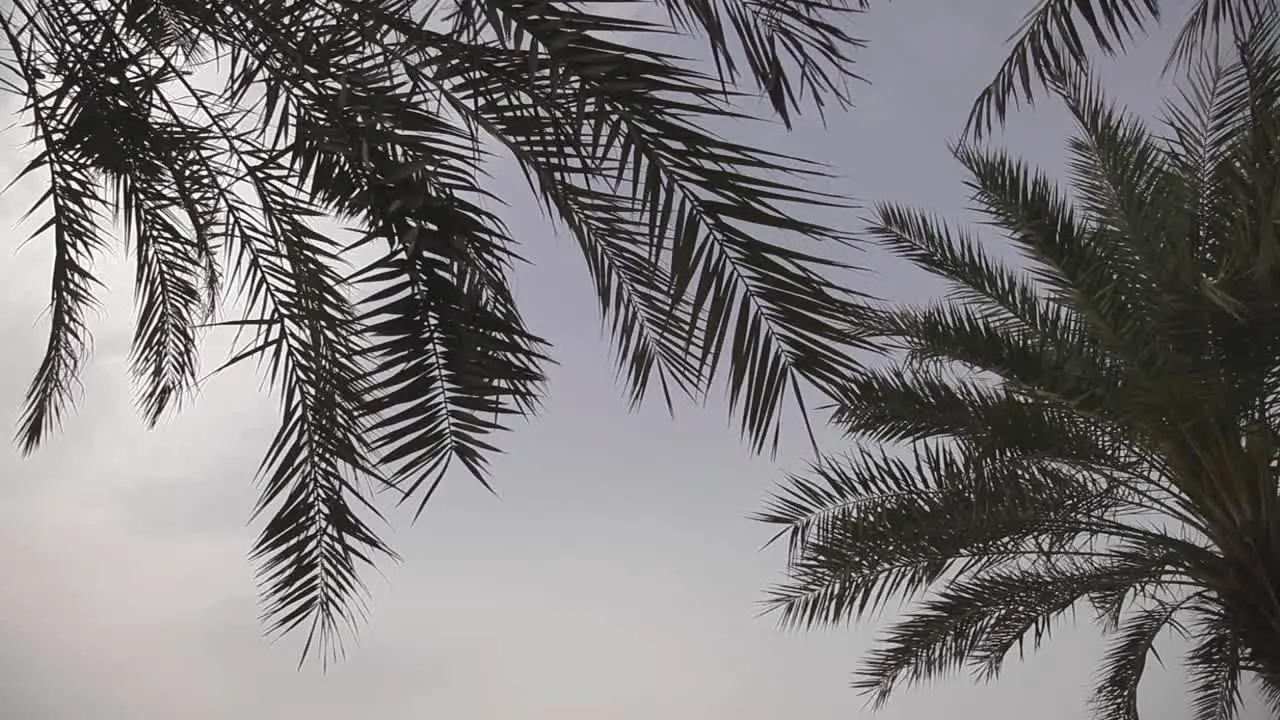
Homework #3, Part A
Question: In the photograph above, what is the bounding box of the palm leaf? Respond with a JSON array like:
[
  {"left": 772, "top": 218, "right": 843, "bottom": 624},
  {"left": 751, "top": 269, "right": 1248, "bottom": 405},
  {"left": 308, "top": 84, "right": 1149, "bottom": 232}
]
[
  {"left": 0, "top": 0, "right": 871, "bottom": 660},
  {"left": 964, "top": 0, "right": 1277, "bottom": 138}
]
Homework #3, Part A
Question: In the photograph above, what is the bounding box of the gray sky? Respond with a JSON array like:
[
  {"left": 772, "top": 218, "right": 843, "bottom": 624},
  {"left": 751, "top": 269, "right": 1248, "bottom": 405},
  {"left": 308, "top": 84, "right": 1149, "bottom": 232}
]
[{"left": 0, "top": 1, "right": 1261, "bottom": 718}]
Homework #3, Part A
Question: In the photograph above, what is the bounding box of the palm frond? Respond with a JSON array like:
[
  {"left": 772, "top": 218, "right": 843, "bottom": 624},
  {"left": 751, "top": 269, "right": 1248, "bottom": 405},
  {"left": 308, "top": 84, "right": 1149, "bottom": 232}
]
[
  {"left": 0, "top": 0, "right": 870, "bottom": 660},
  {"left": 1090, "top": 598, "right": 1195, "bottom": 720},
  {"left": 964, "top": 0, "right": 1278, "bottom": 139},
  {"left": 2, "top": 10, "right": 110, "bottom": 454},
  {"left": 953, "top": 143, "right": 1152, "bottom": 357},
  {"left": 651, "top": 0, "right": 869, "bottom": 127},
  {"left": 965, "top": 0, "right": 1161, "bottom": 138},
  {"left": 1183, "top": 609, "right": 1245, "bottom": 720},
  {"left": 759, "top": 440, "right": 1159, "bottom": 629},
  {"left": 854, "top": 558, "right": 1170, "bottom": 708}
]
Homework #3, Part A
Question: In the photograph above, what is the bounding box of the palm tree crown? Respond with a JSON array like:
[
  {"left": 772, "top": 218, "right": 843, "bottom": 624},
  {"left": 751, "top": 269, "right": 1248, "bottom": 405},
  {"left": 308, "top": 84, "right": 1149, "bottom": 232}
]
[
  {"left": 762, "top": 19, "right": 1280, "bottom": 720},
  {"left": 5, "top": 0, "right": 872, "bottom": 659}
]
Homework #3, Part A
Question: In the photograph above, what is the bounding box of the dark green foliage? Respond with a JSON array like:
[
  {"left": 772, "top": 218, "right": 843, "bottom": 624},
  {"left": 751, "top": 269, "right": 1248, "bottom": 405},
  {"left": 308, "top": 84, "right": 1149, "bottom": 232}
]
[
  {"left": 2, "top": 0, "right": 872, "bottom": 661},
  {"left": 762, "top": 17, "right": 1280, "bottom": 720}
]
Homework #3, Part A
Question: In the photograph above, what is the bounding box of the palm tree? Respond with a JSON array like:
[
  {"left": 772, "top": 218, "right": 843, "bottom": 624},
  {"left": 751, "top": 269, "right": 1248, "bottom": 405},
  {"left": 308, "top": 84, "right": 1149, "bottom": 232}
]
[
  {"left": 965, "top": 0, "right": 1277, "bottom": 137},
  {"left": 5, "top": 0, "right": 873, "bottom": 659},
  {"left": 760, "top": 18, "right": 1280, "bottom": 720}
]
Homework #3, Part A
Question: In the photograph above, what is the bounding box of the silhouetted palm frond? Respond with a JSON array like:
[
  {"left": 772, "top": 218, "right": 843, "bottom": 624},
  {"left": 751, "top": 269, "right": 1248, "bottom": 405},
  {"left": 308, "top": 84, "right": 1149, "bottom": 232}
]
[{"left": 1, "top": 0, "right": 873, "bottom": 661}]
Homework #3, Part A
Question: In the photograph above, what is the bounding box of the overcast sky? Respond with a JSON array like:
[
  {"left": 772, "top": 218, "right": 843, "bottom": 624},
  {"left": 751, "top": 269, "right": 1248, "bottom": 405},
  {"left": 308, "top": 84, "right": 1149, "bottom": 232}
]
[{"left": 0, "top": 1, "right": 1262, "bottom": 719}]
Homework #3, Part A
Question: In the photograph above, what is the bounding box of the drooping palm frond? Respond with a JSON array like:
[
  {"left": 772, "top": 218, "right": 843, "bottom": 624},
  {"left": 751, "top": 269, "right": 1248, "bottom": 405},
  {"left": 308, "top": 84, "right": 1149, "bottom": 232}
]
[
  {"left": 964, "top": 0, "right": 1278, "bottom": 138},
  {"left": 763, "top": 16, "right": 1280, "bottom": 717},
  {"left": 1, "top": 0, "right": 874, "bottom": 661}
]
